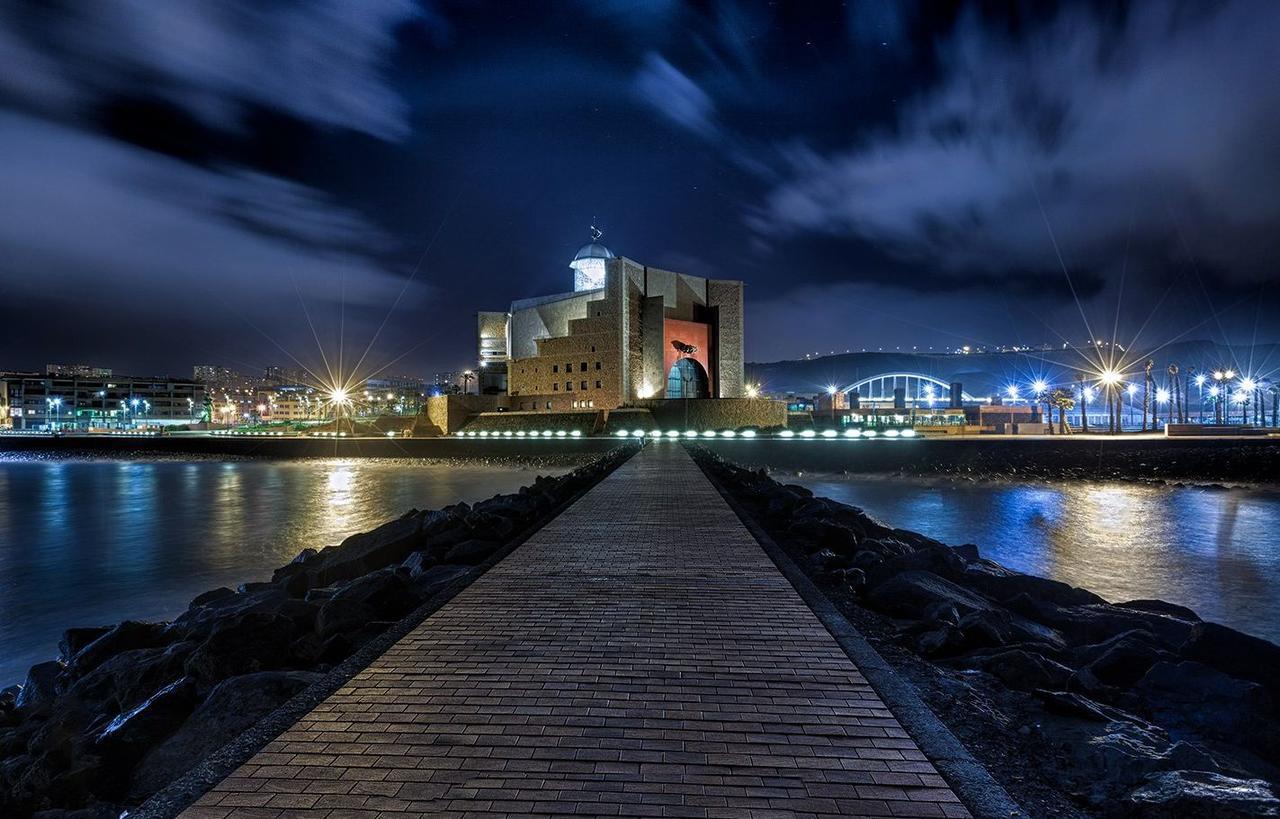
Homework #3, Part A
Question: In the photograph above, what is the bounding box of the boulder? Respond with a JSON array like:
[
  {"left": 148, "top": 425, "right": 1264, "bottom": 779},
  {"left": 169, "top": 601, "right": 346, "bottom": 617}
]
[
  {"left": 865, "top": 570, "right": 995, "bottom": 620},
  {"left": 67, "top": 621, "right": 170, "bottom": 676},
  {"left": 1013, "top": 600, "right": 1196, "bottom": 649},
  {"left": 1069, "top": 721, "right": 1221, "bottom": 807},
  {"left": 66, "top": 641, "right": 195, "bottom": 713},
  {"left": 186, "top": 588, "right": 234, "bottom": 609},
  {"left": 129, "top": 670, "right": 319, "bottom": 800},
  {"left": 460, "top": 510, "right": 518, "bottom": 542},
  {"left": 960, "top": 649, "right": 1072, "bottom": 691},
  {"left": 411, "top": 564, "right": 473, "bottom": 597},
  {"left": 184, "top": 612, "right": 297, "bottom": 685},
  {"left": 1181, "top": 622, "right": 1280, "bottom": 699},
  {"left": 1083, "top": 632, "right": 1175, "bottom": 688},
  {"left": 400, "top": 549, "right": 433, "bottom": 577},
  {"left": 15, "top": 662, "right": 63, "bottom": 713},
  {"left": 57, "top": 628, "right": 110, "bottom": 663},
  {"left": 324, "top": 567, "right": 420, "bottom": 620},
  {"left": 961, "top": 561, "right": 1104, "bottom": 607},
  {"left": 443, "top": 539, "right": 502, "bottom": 565},
  {"left": 305, "top": 513, "right": 426, "bottom": 587},
  {"left": 168, "top": 587, "right": 294, "bottom": 639},
  {"left": 1125, "top": 770, "right": 1280, "bottom": 818},
  {"left": 915, "top": 625, "right": 966, "bottom": 657},
  {"left": 1117, "top": 599, "right": 1201, "bottom": 622},
  {"left": 315, "top": 597, "right": 375, "bottom": 638},
  {"left": 95, "top": 676, "right": 197, "bottom": 763},
  {"left": 1137, "top": 661, "right": 1278, "bottom": 762}
]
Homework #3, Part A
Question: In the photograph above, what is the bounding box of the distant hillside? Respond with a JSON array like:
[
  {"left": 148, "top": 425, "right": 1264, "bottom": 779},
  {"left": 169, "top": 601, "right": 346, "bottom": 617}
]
[{"left": 745, "top": 340, "right": 1280, "bottom": 398}]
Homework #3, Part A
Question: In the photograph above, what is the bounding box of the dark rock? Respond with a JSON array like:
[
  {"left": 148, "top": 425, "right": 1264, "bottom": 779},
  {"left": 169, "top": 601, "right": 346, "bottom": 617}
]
[
  {"left": 782, "top": 483, "right": 813, "bottom": 498},
  {"left": 923, "top": 601, "right": 960, "bottom": 627},
  {"left": 865, "top": 570, "right": 994, "bottom": 619},
  {"left": 810, "top": 549, "right": 848, "bottom": 573},
  {"left": 325, "top": 567, "right": 420, "bottom": 620},
  {"left": 1069, "top": 721, "right": 1221, "bottom": 807},
  {"left": 915, "top": 625, "right": 965, "bottom": 657},
  {"left": 961, "top": 649, "right": 1072, "bottom": 691},
  {"left": 169, "top": 587, "right": 296, "bottom": 640},
  {"left": 961, "top": 561, "right": 1104, "bottom": 607},
  {"left": 443, "top": 539, "right": 502, "bottom": 565},
  {"left": 68, "top": 621, "right": 170, "bottom": 676},
  {"left": 851, "top": 550, "right": 884, "bottom": 570},
  {"left": 31, "top": 802, "right": 120, "bottom": 819},
  {"left": 0, "top": 684, "right": 19, "bottom": 710},
  {"left": 315, "top": 597, "right": 374, "bottom": 638},
  {"left": 1033, "top": 690, "right": 1122, "bottom": 722},
  {"left": 15, "top": 661, "right": 63, "bottom": 713},
  {"left": 66, "top": 642, "right": 195, "bottom": 713},
  {"left": 411, "top": 564, "right": 473, "bottom": 597},
  {"left": 1125, "top": 770, "right": 1280, "bottom": 818},
  {"left": 130, "top": 670, "right": 319, "bottom": 800},
  {"left": 951, "top": 543, "right": 980, "bottom": 562},
  {"left": 400, "top": 549, "right": 433, "bottom": 577},
  {"left": 1014, "top": 600, "right": 1195, "bottom": 649},
  {"left": 1181, "top": 621, "right": 1280, "bottom": 699},
  {"left": 868, "top": 546, "right": 968, "bottom": 585},
  {"left": 1137, "top": 661, "right": 1278, "bottom": 762},
  {"left": 95, "top": 676, "right": 197, "bottom": 762},
  {"left": 305, "top": 513, "right": 426, "bottom": 587},
  {"left": 187, "top": 588, "right": 234, "bottom": 609},
  {"left": 1083, "top": 632, "right": 1175, "bottom": 688},
  {"left": 57, "top": 628, "right": 110, "bottom": 663},
  {"left": 1117, "top": 599, "right": 1202, "bottom": 622},
  {"left": 837, "top": 567, "right": 866, "bottom": 594},
  {"left": 235, "top": 581, "right": 275, "bottom": 594},
  {"left": 460, "top": 510, "right": 517, "bottom": 541},
  {"left": 289, "top": 632, "right": 352, "bottom": 666},
  {"left": 184, "top": 612, "right": 296, "bottom": 684}
]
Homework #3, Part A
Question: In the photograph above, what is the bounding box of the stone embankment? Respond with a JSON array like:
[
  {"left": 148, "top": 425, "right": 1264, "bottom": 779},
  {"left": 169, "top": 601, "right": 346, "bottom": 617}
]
[
  {"left": 694, "top": 447, "right": 1280, "bottom": 818},
  {"left": 705, "top": 437, "right": 1280, "bottom": 484},
  {"left": 0, "top": 446, "right": 634, "bottom": 818}
]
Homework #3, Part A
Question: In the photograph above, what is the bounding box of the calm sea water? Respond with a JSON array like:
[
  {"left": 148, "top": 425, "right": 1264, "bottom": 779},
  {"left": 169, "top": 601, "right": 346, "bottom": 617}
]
[
  {"left": 0, "top": 458, "right": 571, "bottom": 686},
  {"left": 793, "top": 474, "right": 1280, "bottom": 645}
]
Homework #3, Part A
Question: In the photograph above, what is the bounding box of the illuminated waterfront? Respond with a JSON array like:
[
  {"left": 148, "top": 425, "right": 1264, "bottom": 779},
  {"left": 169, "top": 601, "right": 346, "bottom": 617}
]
[
  {"left": 794, "top": 474, "right": 1280, "bottom": 644},
  {"left": 0, "top": 458, "right": 572, "bottom": 685}
]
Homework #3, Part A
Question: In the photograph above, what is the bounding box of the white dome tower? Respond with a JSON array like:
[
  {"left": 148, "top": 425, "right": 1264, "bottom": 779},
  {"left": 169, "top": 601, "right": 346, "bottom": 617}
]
[{"left": 569, "top": 226, "right": 614, "bottom": 292}]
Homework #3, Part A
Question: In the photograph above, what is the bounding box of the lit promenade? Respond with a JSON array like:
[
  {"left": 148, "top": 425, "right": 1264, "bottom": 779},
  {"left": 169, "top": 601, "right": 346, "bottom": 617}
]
[{"left": 182, "top": 444, "right": 970, "bottom": 818}]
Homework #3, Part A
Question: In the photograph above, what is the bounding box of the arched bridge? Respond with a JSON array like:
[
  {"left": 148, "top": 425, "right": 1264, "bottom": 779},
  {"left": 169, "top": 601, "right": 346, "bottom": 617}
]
[{"left": 843, "top": 372, "right": 978, "bottom": 404}]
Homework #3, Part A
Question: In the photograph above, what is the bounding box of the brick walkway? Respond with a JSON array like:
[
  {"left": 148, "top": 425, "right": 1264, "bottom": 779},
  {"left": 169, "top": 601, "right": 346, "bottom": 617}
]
[{"left": 182, "top": 444, "right": 970, "bottom": 818}]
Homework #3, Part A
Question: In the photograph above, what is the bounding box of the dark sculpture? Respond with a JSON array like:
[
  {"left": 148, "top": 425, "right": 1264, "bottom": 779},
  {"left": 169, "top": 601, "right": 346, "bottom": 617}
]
[{"left": 671, "top": 339, "right": 697, "bottom": 356}]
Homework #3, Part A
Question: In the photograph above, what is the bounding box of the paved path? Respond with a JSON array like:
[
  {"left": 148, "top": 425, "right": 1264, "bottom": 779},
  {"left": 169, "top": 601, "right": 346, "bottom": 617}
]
[{"left": 182, "top": 444, "right": 970, "bottom": 818}]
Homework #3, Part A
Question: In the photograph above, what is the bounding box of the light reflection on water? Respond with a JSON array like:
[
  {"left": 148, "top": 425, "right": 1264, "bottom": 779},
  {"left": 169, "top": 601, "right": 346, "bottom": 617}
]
[
  {"left": 794, "top": 475, "right": 1280, "bottom": 644},
  {"left": 0, "top": 458, "right": 568, "bottom": 685}
]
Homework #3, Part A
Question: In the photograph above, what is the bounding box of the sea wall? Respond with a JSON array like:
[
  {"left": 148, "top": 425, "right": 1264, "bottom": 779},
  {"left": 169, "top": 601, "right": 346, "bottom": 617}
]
[
  {"left": 0, "top": 445, "right": 637, "bottom": 818},
  {"left": 702, "top": 436, "right": 1280, "bottom": 483},
  {"left": 693, "top": 446, "right": 1280, "bottom": 817}
]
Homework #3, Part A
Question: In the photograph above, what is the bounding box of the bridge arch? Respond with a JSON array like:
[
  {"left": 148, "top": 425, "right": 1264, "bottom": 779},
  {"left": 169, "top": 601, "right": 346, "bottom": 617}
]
[{"left": 843, "top": 373, "right": 978, "bottom": 405}]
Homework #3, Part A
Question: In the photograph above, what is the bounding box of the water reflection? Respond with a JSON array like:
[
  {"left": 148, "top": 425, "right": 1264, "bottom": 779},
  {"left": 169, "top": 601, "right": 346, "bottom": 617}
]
[
  {"left": 797, "top": 475, "right": 1280, "bottom": 644},
  {"left": 0, "top": 458, "right": 565, "bottom": 685}
]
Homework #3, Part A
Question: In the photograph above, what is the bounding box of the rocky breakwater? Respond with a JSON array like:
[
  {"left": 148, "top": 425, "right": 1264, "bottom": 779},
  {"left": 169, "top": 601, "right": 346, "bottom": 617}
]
[
  {"left": 0, "top": 446, "right": 634, "bottom": 818},
  {"left": 694, "top": 447, "right": 1280, "bottom": 818}
]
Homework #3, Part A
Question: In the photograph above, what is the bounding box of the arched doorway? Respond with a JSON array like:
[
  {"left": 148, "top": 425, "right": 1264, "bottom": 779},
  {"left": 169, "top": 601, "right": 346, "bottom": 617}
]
[{"left": 667, "top": 358, "right": 709, "bottom": 399}]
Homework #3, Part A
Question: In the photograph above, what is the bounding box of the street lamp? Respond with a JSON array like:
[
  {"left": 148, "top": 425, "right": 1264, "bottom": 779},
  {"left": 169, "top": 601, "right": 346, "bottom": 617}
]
[
  {"left": 46, "top": 397, "right": 63, "bottom": 432},
  {"left": 826, "top": 384, "right": 838, "bottom": 427}
]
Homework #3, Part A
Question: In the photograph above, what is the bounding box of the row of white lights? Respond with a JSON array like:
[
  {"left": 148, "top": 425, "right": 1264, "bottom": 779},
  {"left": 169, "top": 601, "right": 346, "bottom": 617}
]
[
  {"left": 0, "top": 429, "right": 162, "bottom": 437},
  {"left": 213, "top": 430, "right": 289, "bottom": 437},
  {"left": 613, "top": 428, "right": 917, "bottom": 439},
  {"left": 457, "top": 430, "right": 583, "bottom": 438}
]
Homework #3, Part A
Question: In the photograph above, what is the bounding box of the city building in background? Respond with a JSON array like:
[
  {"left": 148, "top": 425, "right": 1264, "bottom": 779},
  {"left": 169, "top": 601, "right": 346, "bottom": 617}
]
[
  {"left": 478, "top": 234, "right": 745, "bottom": 412},
  {"left": 2, "top": 371, "right": 205, "bottom": 430},
  {"left": 45, "top": 363, "right": 112, "bottom": 378}
]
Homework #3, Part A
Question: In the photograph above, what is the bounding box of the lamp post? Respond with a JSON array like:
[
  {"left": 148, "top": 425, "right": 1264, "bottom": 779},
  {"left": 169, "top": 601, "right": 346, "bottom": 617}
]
[
  {"left": 47, "top": 397, "right": 63, "bottom": 432},
  {"left": 826, "top": 385, "right": 838, "bottom": 428},
  {"left": 1194, "top": 373, "right": 1206, "bottom": 423}
]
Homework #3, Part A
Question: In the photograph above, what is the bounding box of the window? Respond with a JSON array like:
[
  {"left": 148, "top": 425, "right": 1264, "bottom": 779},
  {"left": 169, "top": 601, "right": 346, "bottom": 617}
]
[
  {"left": 588, "top": 400, "right": 594, "bottom": 408},
  {"left": 565, "top": 381, "right": 572, "bottom": 391},
  {"left": 552, "top": 383, "right": 558, "bottom": 391},
  {"left": 580, "top": 362, "right": 587, "bottom": 372},
  {"left": 595, "top": 361, "right": 601, "bottom": 370},
  {"left": 595, "top": 380, "right": 601, "bottom": 389},
  {"left": 545, "top": 401, "right": 551, "bottom": 409},
  {"left": 552, "top": 364, "right": 559, "bottom": 373},
  {"left": 581, "top": 381, "right": 587, "bottom": 390},
  {"left": 590, "top": 345, "right": 596, "bottom": 353},
  {"left": 565, "top": 362, "right": 572, "bottom": 372}
]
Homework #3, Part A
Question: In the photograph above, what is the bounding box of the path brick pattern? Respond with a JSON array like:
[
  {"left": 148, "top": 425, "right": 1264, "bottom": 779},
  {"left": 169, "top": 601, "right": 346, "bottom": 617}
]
[{"left": 181, "top": 444, "right": 969, "bottom": 818}]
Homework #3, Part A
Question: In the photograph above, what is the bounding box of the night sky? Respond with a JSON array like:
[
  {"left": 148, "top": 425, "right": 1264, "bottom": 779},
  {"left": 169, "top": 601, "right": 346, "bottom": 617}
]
[{"left": 2, "top": 1, "right": 1278, "bottom": 381}]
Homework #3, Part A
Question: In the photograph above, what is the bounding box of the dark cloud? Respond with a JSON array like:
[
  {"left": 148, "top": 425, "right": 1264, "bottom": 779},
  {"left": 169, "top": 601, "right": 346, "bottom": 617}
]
[
  {"left": 754, "top": 1, "right": 1280, "bottom": 287},
  {"left": 0, "top": 0, "right": 1278, "bottom": 376}
]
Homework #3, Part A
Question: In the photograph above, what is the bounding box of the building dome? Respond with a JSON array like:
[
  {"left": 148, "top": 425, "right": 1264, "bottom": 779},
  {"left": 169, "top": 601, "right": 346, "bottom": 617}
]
[
  {"left": 569, "top": 237, "right": 614, "bottom": 292},
  {"left": 572, "top": 242, "right": 615, "bottom": 263}
]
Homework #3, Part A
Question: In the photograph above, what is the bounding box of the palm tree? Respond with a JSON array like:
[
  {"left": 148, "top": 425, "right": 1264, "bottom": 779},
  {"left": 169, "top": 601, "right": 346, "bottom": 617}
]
[
  {"left": 1077, "top": 373, "right": 1089, "bottom": 433},
  {"left": 1051, "top": 389, "right": 1075, "bottom": 435},
  {"left": 1142, "top": 359, "right": 1154, "bottom": 431},
  {"left": 1167, "top": 363, "right": 1181, "bottom": 423}
]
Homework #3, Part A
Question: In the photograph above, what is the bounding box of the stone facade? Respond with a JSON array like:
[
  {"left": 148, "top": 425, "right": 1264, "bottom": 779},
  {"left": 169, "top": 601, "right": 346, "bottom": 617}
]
[{"left": 488, "top": 256, "right": 745, "bottom": 412}]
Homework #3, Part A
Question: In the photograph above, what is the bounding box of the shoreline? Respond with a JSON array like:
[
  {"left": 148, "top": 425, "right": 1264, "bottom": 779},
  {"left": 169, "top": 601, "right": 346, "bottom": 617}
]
[{"left": 692, "top": 445, "right": 1280, "bottom": 817}]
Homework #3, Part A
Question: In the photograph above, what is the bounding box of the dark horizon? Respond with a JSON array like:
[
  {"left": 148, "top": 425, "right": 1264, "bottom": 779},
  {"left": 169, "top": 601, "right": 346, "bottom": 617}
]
[{"left": 3, "top": 1, "right": 1279, "bottom": 380}]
